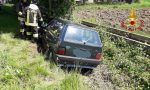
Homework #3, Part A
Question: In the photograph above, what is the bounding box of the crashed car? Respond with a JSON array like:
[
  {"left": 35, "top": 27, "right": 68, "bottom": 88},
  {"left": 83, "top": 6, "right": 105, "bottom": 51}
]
[{"left": 40, "top": 19, "right": 102, "bottom": 69}]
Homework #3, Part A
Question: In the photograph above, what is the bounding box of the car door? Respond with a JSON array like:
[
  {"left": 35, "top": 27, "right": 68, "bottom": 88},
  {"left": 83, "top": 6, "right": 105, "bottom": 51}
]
[{"left": 43, "top": 19, "right": 64, "bottom": 48}]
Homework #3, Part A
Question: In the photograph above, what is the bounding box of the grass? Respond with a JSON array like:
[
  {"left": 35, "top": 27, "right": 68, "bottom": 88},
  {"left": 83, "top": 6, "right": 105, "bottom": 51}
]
[
  {"left": 96, "top": 27, "right": 150, "bottom": 90},
  {"left": 134, "top": 30, "right": 150, "bottom": 37},
  {"left": 0, "top": 4, "right": 18, "bottom": 34},
  {"left": 0, "top": 4, "right": 88, "bottom": 90},
  {"left": 76, "top": 0, "right": 150, "bottom": 10},
  {"left": 72, "top": 1, "right": 150, "bottom": 89}
]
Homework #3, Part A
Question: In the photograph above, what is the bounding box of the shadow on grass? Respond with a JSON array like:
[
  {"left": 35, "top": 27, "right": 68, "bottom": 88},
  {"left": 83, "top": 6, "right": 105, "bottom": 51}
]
[
  {"left": 0, "top": 4, "right": 19, "bottom": 34},
  {"left": 60, "top": 66, "right": 93, "bottom": 76}
]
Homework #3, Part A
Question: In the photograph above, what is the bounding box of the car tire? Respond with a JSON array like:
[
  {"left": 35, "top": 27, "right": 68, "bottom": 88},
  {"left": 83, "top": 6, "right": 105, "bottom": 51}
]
[
  {"left": 19, "top": 32, "right": 26, "bottom": 39},
  {"left": 44, "top": 48, "right": 52, "bottom": 60},
  {"left": 81, "top": 68, "right": 93, "bottom": 75}
]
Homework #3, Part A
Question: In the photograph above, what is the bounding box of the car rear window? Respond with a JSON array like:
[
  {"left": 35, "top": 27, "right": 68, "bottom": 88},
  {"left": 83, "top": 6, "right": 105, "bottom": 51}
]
[{"left": 64, "top": 25, "right": 101, "bottom": 46}]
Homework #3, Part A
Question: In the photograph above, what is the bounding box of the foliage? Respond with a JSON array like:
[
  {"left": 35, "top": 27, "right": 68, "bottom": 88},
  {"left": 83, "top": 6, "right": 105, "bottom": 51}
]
[
  {"left": 11, "top": 0, "right": 75, "bottom": 18},
  {"left": 97, "top": 27, "right": 150, "bottom": 90},
  {"left": 60, "top": 72, "right": 88, "bottom": 90},
  {"left": 73, "top": 3, "right": 150, "bottom": 89},
  {"left": 39, "top": 0, "right": 75, "bottom": 18},
  {"left": 11, "top": 0, "right": 19, "bottom": 4}
]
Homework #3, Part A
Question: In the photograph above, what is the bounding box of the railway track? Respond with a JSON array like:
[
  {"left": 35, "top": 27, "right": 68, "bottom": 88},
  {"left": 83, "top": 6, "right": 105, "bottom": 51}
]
[{"left": 82, "top": 21, "right": 150, "bottom": 55}]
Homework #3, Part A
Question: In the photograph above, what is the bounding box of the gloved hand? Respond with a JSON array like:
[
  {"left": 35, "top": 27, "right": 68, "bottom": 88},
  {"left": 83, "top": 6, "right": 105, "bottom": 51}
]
[
  {"left": 41, "top": 22, "right": 48, "bottom": 28},
  {"left": 18, "top": 12, "right": 22, "bottom": 15},
  {"left": 40, "top": 18, "right": 43, "bottom": 22}
]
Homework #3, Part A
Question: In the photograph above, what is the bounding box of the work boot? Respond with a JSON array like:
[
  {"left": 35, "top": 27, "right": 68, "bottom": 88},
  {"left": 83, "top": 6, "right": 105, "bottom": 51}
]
[
  {"left": 33, "top": 33, "right": 38, "bottom": 38},
  {"left": 26, "top": 32, "right": 32, "bottom": 40}
]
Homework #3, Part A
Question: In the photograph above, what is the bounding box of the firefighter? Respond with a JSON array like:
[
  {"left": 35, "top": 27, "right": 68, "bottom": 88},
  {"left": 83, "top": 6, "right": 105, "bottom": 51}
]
[
  {"left": 17, "top": 0, "right": 30, "bottom": 38},
  {"left": 25, "top": 0, "right": 43, "bottom": 40}
]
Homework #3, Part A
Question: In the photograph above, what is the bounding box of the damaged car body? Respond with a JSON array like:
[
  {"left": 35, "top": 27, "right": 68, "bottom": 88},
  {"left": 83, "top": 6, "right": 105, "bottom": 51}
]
[{"left": 39, "top": 19, "right": 103, "bottom": 69}]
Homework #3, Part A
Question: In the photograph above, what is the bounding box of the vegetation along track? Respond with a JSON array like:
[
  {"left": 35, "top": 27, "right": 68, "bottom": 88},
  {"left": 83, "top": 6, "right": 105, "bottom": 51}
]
[
  {"left": 84, "top": 26, "right": 150, "bottom": 90},
  {"left": 72, "top": 4, "right": 150, "bottom": 89}
]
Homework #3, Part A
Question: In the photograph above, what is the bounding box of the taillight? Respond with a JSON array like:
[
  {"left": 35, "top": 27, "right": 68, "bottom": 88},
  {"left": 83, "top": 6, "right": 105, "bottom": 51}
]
[
  {"left": 96, "top": 53, "right": 102, "bottom": 60},
  {"left": 56, "top": 48, "right": 65, "bottom": 55}
]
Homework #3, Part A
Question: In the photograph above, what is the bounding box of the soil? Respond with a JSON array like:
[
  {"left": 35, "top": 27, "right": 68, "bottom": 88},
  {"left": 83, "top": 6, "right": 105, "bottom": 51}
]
[{"left": 75, "top": 8, "right": 150, "bottom": 34}]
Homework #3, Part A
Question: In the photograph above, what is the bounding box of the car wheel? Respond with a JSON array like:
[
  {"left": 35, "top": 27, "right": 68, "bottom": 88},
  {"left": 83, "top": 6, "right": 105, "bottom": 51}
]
[
  {"left": 19, "top": 32, "right": 26, "bottom": 39},
  {"left": 44, "top": 48, "right": 52, "bottom": 60},
  {"left": 81, "top": 68, "right": 93, "bottom": 75},
  {"left": 37, "top": 45, "right": 43, "bottom": 53},
  {"left": 49, "top": 51, "right": 52, "bottom": 59}
]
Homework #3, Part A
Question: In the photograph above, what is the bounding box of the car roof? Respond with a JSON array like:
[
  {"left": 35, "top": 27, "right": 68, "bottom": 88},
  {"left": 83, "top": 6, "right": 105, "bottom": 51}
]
[{"left": 53, "top": 18, "right": 97, "bottom": 32}]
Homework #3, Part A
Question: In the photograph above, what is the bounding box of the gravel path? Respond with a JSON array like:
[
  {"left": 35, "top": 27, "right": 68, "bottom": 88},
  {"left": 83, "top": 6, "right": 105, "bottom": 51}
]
[{"left": 85, "top": 64, "right": 115, "bottom": 90}]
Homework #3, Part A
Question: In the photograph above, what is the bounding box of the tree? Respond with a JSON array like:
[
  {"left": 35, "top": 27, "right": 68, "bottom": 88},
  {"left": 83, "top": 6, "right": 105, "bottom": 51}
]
[{"left": 39, "top": 0, "right": 75, "bottom": 18}]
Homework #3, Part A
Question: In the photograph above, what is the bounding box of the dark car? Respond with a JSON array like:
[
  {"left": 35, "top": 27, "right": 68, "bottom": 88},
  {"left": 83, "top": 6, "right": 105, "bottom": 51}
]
[{"left": 39, "top": 19, "right": 102, "bottom": 69}]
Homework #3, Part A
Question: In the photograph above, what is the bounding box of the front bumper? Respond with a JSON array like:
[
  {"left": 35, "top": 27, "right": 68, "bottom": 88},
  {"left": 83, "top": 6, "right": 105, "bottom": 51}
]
[{"left": 55, "top": 55, "right": 101, "bottom": 69}]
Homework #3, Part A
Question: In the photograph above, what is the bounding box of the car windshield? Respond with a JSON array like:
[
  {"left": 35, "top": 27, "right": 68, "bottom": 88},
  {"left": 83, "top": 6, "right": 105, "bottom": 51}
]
[{"left": 64, "top": 25, "right": 101, "bottom": 46}]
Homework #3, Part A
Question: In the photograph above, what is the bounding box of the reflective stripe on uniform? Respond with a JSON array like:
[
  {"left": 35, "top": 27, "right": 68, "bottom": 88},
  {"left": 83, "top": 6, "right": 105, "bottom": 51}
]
[
  {"left": 33, "top": 34, "right": 38, "bottom": 38},
  {"left": 18, "top": 17, "right": 25, "bottom": 21},
  {"left": 26, "top": 10, "right": 29, "bottom": 25},
  {"left": 26, "top": 32, "right": 32, "bottom": 35},
  {"left": 20, "top": 29, "right": 24, "bottom": 32},
  {"left": 46, "top": 44, "right": 49, "bottom": 47},
  {"left": 25, "top": 22, "right": 38, "bottom": 27},
  {"left": 18, "top": 12, "right": 22, "bottom": 16},
  {"left": 48, "top": 31, "right": 55, "bottom": 37}
]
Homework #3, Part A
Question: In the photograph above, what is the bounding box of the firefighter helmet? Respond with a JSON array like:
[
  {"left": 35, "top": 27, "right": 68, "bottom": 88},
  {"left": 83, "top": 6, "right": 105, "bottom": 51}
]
[{"left": 31, "top": 0, "right": 37, "bottom": 4}]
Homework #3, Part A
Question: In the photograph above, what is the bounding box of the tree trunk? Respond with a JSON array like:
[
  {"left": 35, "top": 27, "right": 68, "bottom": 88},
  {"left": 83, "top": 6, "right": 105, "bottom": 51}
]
[{"left": 48, "top": 0, "right": 51, "bottom": 15}]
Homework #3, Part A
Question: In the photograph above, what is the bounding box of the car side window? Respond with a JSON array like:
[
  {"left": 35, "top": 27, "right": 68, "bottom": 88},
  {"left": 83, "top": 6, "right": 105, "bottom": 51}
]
[{"left": 48, "top": 20, "right": 63, "bottom": 37}]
